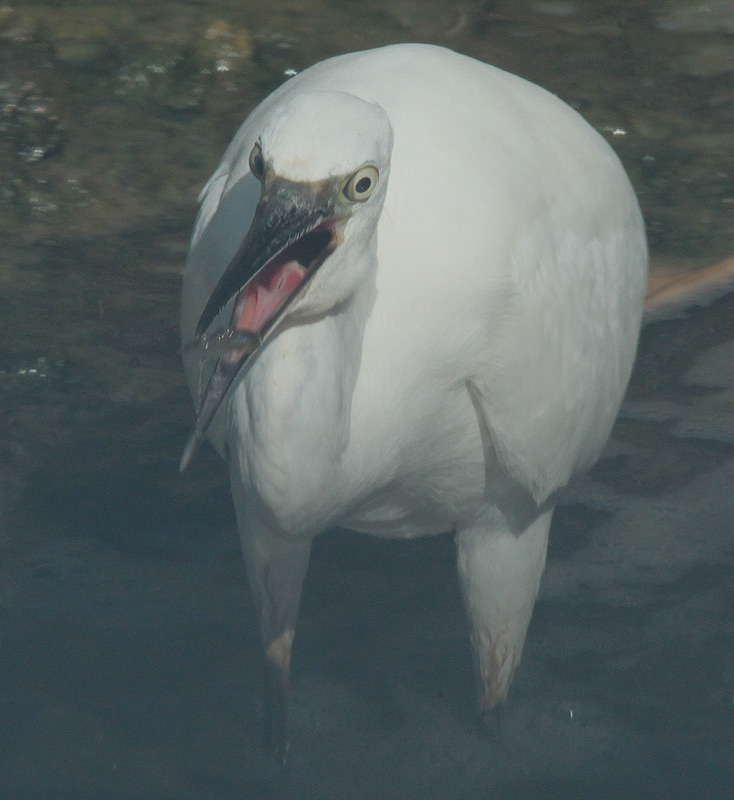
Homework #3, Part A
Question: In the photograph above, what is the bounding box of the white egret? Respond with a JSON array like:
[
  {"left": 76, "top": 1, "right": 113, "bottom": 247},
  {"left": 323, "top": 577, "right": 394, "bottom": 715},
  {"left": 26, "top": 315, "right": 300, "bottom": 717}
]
[{"left": 180, "top": 43, "right": 648, "bottom": 759}]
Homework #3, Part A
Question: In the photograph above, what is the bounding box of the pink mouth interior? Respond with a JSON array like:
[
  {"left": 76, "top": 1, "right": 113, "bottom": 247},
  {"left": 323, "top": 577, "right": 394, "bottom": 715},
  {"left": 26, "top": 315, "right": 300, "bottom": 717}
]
[
  {"left": 231, "top": 223, "right": 335, "bottom": 336},
  {"left": 236, "top": 260, "right": 306, "bottom": 333}
]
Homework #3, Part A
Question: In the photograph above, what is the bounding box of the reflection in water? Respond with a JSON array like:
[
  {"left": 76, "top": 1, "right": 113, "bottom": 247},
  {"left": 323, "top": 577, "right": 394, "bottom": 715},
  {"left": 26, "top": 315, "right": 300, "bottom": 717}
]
[{"left": 1, "top": 1, "right": 733, "bottom": 797}]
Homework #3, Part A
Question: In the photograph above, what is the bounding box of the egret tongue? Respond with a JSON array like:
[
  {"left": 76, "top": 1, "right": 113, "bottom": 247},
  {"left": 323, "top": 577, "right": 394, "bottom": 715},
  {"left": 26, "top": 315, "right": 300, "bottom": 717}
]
[{"left": 237, "top": 260, "right": 306, "bottom": 333}]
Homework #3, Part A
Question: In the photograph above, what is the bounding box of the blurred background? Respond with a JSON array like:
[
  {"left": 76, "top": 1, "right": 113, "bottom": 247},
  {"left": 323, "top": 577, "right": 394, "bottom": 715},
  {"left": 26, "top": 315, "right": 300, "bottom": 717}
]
[{"left": 1, "top": 1, "right": 733, "bottom": 798}]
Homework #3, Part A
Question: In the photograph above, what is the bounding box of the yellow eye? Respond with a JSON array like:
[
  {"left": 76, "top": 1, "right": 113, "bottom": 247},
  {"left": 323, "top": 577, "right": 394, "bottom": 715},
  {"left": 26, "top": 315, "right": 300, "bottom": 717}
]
[
  {"left": 249, "top": 142, "right": 265, "bottom": 180},
  {"left": 342, "top": 165, "right": 379, "bottom": 202}
]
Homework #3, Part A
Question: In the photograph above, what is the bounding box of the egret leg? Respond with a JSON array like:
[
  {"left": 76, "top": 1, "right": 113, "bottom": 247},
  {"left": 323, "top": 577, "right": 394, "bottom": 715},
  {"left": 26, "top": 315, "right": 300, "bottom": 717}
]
[
  {"left": 239, "top": 526, "right": 311, "bottom": 762},
  {"left": 229, "top": 463, "right": 312, "bottom": 762},
  {"left": 455, "top": 508, "right": 551, "bottom": 719}
]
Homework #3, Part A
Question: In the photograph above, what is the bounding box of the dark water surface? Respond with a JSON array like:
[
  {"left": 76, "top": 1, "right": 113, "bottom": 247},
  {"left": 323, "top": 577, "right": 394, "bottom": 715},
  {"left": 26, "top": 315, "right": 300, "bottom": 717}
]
[{"left": 1, "top": 1, "right": 734, "bottom": 797}]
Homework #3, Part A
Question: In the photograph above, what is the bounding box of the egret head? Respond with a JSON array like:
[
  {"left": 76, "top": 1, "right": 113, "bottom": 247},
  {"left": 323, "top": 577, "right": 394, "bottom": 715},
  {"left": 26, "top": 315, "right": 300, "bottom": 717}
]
[
  {"left": 195, "top": 90, "right": 393, "bottom": 339},
  {"left": 180, "top": 90, "right": 393, "bottom": 470}
]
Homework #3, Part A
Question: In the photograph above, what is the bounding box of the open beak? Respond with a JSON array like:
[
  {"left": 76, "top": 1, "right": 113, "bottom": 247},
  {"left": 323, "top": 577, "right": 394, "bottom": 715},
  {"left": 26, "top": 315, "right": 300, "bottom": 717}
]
[{"left": 180, "top": 176, "right": 342, "bottom": 471}]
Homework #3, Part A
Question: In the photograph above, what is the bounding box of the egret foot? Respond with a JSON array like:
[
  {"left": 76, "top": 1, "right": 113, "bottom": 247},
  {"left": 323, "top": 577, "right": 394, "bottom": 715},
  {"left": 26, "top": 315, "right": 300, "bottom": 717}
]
[
  {"left": 264, "top": 630, "right": 294, "bottom": 764},
  {"left": 477, "top": 702, "right": 504, "bottom": 740}
]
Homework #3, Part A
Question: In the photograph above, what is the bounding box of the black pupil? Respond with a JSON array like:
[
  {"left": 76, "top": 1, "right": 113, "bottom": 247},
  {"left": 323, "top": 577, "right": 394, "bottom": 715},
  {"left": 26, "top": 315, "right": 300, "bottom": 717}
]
[
  {"left": 355, "top": 176, "right": 371, "bottom": 194},
  {"left": 252, "top": 153, "right": 263, "bottom": 176}
]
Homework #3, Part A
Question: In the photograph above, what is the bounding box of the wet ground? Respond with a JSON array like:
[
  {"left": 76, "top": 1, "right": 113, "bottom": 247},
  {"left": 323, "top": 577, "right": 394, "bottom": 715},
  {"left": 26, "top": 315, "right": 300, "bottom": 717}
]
[{"left": 1, "top": 1, "right": 734, "bottom": 797}]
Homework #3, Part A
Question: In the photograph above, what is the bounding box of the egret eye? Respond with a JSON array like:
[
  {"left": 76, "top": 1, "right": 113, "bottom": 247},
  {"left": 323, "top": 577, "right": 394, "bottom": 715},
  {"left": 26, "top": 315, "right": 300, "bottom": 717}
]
[
  {"left": 249, "top": 142, "right": 265, "bottom": 180},
  {"left": 342, "top": 165, "right": 379, "bottom": 202}
]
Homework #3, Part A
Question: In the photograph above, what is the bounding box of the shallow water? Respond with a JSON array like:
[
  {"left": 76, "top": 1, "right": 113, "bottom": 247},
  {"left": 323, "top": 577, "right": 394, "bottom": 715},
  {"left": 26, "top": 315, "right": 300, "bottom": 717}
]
[{"left": 1, "top": 1, "right": 734, "bottom": 798}]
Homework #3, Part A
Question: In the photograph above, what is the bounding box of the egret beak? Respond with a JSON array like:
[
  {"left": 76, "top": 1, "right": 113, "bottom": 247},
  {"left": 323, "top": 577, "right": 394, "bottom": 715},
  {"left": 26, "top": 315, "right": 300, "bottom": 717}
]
[{"left": 180, "top": 177, "right": 343, "bottom": 471}]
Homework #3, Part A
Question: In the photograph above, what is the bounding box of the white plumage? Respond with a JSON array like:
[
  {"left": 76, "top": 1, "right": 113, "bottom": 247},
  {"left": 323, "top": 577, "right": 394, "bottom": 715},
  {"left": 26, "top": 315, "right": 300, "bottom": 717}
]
[{"left": 181, "top": 43, "right": 647, "bottom": 758}]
